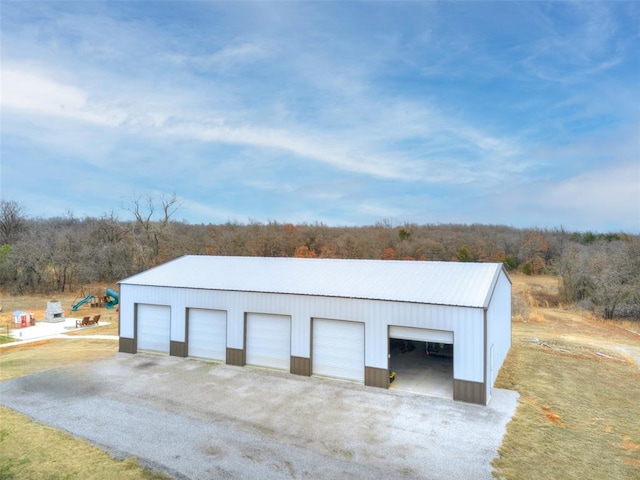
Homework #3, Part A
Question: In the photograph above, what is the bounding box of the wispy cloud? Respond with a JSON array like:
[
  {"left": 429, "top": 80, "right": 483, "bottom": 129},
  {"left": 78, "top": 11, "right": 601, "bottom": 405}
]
[
  {"left": 168, "top": 42, "right": 268, "bottom": 71},
  {"left": 521, "top": 2, "right": 626, "bottom": 83},
  {"left": 3, "top": 61, "right": 523, "bottom": 187}
]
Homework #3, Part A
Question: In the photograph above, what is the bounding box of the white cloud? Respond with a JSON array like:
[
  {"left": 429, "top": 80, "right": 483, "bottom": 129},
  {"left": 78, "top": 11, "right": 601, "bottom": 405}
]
[
  {"left": 355, "top": 202, "right": 406, "bottom": 221},
  {"left": 537, "top": 161, "right": 640, "bottom": 231},
  {"left": 1, "top": 67, "right": 120, "bottom": 126},
  {"left": 179, "top": 198, "right": 240, "bottom": 224}
]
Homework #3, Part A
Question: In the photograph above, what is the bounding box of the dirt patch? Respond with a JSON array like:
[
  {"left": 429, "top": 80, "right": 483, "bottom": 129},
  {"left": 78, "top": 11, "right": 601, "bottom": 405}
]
[{"left": 541, "top": 405, "right": 565, "bottom": 428}]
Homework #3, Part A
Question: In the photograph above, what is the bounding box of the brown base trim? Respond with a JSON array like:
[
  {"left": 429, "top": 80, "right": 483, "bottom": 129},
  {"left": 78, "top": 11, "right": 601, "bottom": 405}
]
[
  {"left": 453, "top": 379, "right": 486, "bottom": 405},
  {"left": 119, "top": 337, "right": 136, "bottom": 354},
  {"left": 291, "top": 356, "right": 311, "bottom": 376},
  {"left": 365, "top": 366, "right": 389, "bottom": 388},
  {"left": 170, "top": 341, "right": 187, "bottom": 357},
  {"left": 226, "top": 347, "right": 245, "bottom": 366}
]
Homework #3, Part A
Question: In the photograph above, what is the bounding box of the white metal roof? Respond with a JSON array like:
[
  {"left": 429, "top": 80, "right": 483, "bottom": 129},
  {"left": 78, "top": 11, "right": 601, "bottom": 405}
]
[{"left": 120, "top": 255, "right": 509, "bottom": 308}]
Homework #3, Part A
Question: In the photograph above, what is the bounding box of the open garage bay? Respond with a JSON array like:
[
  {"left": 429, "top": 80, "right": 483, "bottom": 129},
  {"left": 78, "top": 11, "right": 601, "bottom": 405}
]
[{"left": 389, "top": 340, "right": 454, "bottom": 399}]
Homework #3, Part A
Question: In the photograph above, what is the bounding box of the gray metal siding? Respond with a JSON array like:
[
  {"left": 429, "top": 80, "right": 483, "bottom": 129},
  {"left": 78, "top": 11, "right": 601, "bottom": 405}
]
[
  {"left": 119, "top": 285, "right": 135, "bottom": 338},
  {"left": 119, "top": 284, "right": 487, "bottom": 383},
  {"left": 485, "top": 270, "right": 512, "bottom": 402}
]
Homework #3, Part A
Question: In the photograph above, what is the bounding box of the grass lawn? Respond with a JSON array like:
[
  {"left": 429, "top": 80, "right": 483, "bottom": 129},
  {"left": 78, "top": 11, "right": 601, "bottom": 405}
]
[
  {"left": 0, "top": 335, "right": 16, "bottom": 345},
  {"left": 0, "top": 338, "right": 117, "bottom": 381}
]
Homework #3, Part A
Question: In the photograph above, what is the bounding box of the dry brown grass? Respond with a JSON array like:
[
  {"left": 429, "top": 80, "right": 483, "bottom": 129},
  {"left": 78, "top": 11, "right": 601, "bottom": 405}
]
[
  {"left": 604, "top": 318, "right": 640, "bottom": 336},
  {"left": 493, "top": 275, "right": 640, "bottom": 479},
  {"left": 0, "top": 338, "right": 117, "bottom": 381}
]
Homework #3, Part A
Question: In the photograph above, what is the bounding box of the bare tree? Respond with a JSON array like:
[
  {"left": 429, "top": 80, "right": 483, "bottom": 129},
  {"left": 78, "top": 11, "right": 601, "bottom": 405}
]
[
  {"left": 558, "top": 238, "right": 640, "bottom": 319},
  {"left": 588, "top": 240, "right": 639, "bottom": 319},
  {"left": 0, "top": 200, "right": 27, "bottom": 244},
  {"left": 9, "top": 232, "right": 49, "bottom": 293},
  {"left": 76, "top": 214, "right": 134, "bottom": 283},
  {"left": 126, "top": 193, "right": 180, "bottom": 269},
  {"left": 557, "top": 243, "right": 592, "bottom": 304}
]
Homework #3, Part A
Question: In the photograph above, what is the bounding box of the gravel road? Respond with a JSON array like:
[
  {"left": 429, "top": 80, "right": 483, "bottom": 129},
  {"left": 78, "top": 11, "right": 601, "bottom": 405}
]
[{"left": 0, "top": 353, "right": 518, "bottom": 479}]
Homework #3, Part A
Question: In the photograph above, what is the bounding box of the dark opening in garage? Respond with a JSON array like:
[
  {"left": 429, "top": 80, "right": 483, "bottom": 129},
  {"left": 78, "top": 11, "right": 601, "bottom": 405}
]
[{"left": 388, "top": 339, "right": 453, "bottom": 398}]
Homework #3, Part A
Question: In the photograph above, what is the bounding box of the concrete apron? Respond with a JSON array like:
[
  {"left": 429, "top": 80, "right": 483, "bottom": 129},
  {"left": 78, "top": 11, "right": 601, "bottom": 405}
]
[{"left": 0, "top": 353, "right": 519, "bottom": 480}]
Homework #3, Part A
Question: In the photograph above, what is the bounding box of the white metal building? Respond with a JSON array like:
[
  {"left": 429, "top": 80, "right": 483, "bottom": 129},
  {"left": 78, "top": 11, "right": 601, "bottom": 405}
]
[{"left": 119, "top": 255, "right": 512, "bottom": 405}]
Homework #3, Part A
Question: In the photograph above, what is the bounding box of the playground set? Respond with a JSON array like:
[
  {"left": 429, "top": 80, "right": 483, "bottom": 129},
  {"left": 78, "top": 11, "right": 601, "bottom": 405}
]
[
  {"left": 71, "top": 288, "right": 119, "bottom": 312},
  {"left": 4, "top": 289, "right": 119, "bottom": 338}
]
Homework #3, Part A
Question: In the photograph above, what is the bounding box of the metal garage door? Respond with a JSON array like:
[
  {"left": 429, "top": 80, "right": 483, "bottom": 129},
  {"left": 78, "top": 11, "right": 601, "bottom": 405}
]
[
  {"left": 312, "top": 318, "right": 364, "bottom": 383},
  {"left": 246, "top": 313, "right": 291, "bottom": 371},
  {"left": 137, "top": 304, "right": 170, "bottom": 353},
  {"left": 389, "top": 326, "right": 453, "bottom": 344},
  {"left": 188, "top": 308, "right": 226, "bottom": 361}
]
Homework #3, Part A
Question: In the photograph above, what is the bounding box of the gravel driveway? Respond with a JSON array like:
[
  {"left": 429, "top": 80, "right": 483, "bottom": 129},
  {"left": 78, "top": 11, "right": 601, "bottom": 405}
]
[{"left": 0, "top": 353, "right": 518, "bottom": 479}]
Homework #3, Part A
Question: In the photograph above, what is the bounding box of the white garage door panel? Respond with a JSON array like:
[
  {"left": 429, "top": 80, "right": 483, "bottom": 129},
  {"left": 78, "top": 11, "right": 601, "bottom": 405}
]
[
  {"left": 137, "top": 304, "right": 170, "bottom": 353},
  {"left": 188, "top": 309, "right": 226, "bottom": 361},
  {"left": 313, "top": 319, "right": 364, "bottom": 383},
  {"left": 389, "top": 326, "right": 453, "bottom": 344},
  {"left": 246, "top": 313, "right": 291, "bottom": 371}
]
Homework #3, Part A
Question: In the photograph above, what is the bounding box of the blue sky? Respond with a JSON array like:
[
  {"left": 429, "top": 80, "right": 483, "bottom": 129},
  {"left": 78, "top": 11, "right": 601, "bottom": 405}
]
[{"left": 1, "top": 1, "right": 639, "bottom": 232}]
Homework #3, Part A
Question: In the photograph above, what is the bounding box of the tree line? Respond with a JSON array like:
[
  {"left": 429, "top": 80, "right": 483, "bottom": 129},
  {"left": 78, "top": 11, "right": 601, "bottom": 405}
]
[{"left": 0, "top": 198, "right": 638, "bottom": 320}]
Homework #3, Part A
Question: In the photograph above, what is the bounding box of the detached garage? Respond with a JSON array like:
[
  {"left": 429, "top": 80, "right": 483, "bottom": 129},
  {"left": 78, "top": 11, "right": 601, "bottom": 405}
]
[{"left": 119, "top": 255, "right": 511, "bottom": 405}]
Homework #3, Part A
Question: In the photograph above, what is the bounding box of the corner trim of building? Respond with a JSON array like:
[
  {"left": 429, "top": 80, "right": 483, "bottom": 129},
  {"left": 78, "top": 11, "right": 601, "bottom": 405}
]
[
  {"left": 119, "top": 337, "right": 136, "bottom": 354},
  {"left": 226, "top": 347, "right": 245, "bottom": 366},
  {"left": 170, "top": 341, "right": 187, "bottom": 357},
  {"left": 183, "top": 307, "right": 190, "bottom": 358},
  {"left": 291, "top": 356, "right": 311, "bottom": 376},
  {"left": 453, "top": 379, "right": 486, "bottom": 405},
  {"left": 365, "top": 366, "right": 389, "bottom": 388}
]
